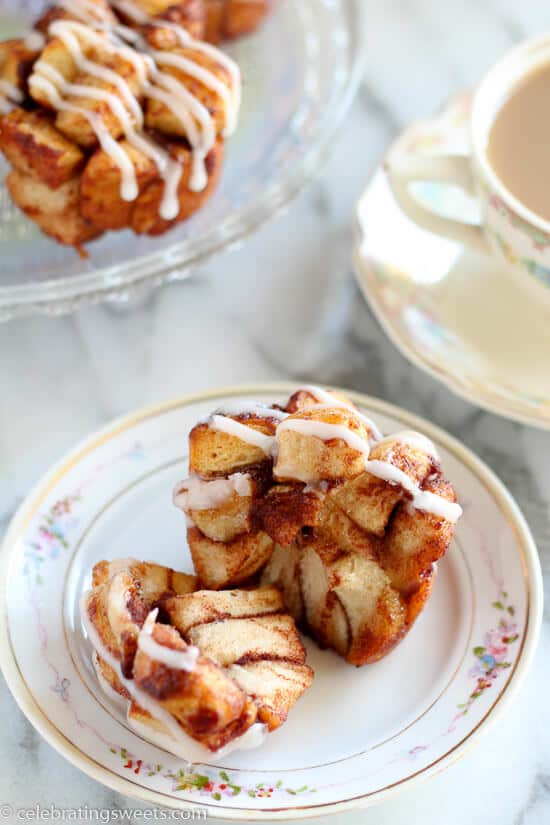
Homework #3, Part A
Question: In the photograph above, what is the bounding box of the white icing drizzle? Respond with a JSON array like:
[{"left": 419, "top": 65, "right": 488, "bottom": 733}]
[
  {"left": 124, "top": 712, "right": 208, "bottom": 763},
  {"left": 298, "top": 385, "right": 383, "bottom": 442},
  {"left": 80, "top": 592, "right": 267, "bottom": 761},
  {"left": 276, "top": 388, "right": 461, "bottom": 521},
  {"left": 364, "top": 460, "right": 463, "bottom": 523},
  {"left": 127, "top": 707, "right": 266, "bottom": 761},
  {"left": 111, "top": 0, "right": 242, "bottom": 132},
  {"left": 106, "top": 569, "right": 139, "bottom": 634},
  {"left": 411, "top": 489, "right": 463, "bottom": 523},
  {"left": 56, "top": 0, "right": 113, "bottom": 24},
  {"left": 210, "top": 414, "right": 276, "bottom": 455},
  {"left": 81, "top": 591, "right": 194, "bottom": 748},
  {"left": 111, "top": 0, "right": 241, "bottom": 169},
  {"left": 214, "top": 400, "right": 289, "bottom": 421},
  {"left": 138, "top": 609, "right": 200, "bottom": 671},
  {"left": 49, "top": 21, "right": 143, "bottom": 124},
  {"left": 194, "top": 391, "right": 462, "bottom": 524},
  {"left": 276, "top": 418, "right": 371, "bottom": 457},
  {"left": 28, "top": 0, "right": 241, "bottom": 212},
  {"left": 153, "top": 49, "right": 235, "bottom": 136},
  {"left": 32, "top": 23, "right": 184, "bottom": 213},
  {"left": 376, "top": 430, "right": 439, "bottom": 462},
  {"left": 174, "top": 472, "right": 252, "bottom": 512},
  {"left": 364, "top": 459, "right": 417, "bottom": 494},
  {"left": 31, "top": 65, "right": 142, "bottom": 202}
]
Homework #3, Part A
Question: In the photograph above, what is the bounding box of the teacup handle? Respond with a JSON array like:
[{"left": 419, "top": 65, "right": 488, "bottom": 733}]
[{"left": 385, "top": 151, "right": 490, "bottom": 255}]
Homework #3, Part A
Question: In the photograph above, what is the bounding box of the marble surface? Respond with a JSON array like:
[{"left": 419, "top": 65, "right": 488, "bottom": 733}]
[{"left": 1, "top": 1, "right": 549, "bottom": 823}]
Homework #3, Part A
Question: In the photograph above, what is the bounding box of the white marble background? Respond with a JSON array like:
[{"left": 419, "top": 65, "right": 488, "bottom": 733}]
[{"left": 1, "top": 1, "right": 550, "bottom": 823}]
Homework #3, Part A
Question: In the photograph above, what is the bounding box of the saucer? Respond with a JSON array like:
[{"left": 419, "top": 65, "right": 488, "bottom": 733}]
[
  {"left": 0, "top": 385, "right": 542, "bottom": 819},
  {"left": 353, "top": 95, "right": 550, "bottom": 429}
]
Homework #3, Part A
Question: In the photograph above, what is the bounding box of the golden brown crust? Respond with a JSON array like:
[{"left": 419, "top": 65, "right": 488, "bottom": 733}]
[
  {"left": 382, "top": 477, "right": 458, "bottom": 594},
  {"left": 405, "top": 569, "right": 434, "bottom": 626},
  {"left": 0, "top": 0, "right": 261, "bottom": 248},
  {"left": 120, "top": 0, "right": 206, "bottom": 44},
  {"left": 329, "top": 472, "right": 401, "bottom": 537},
  {"left": 189, "top": 489, "right": 253, "bottom": 542},
  {"left": 0, "top": 109, "right": 85, "bottom": 189},
  {"left": 94, "top": 654, "right": 131, "bottom": 700},
  {"left": 274, "top": 407, "right": 371, "bottom": 483},
  {"left": 181, "top": 390, "right": 461, "bottom": 666},
  {"left": 188, "top": 525, "right": 274, "bottom": 589},
  {"left": 230, "top": 660, "right": 313, "bottom": 730},
  {"left": 35, "top": 1, "right": 117, "bottom": 33},
  {"left": 164, "top": 586, "right": 313, "bottom": 732},
  {"left": 144, "top": 48, "right": 231, "bottom": 138},
  {"left": 34, "top": 8, "right": 84, "bottom": 35},
  {"left": 203, "top": 0, "right": 224, "bottom": 43},
  {"left": 285, "top": 388, "right": 357, "bottom": 414},
  {"left": 132, "top": 621, "right": 257, "bottom": 751},
  {"left": 132, "top": 139, "right": 224, "bottom": 235},
  {"left": 164, "top": 585, "right": 284, "bottom": 634},
  {"left": 189, "top": 414, "right": 276, "bottom": 477},
  {"left": 7, "top": 169, "right": 103, "bottom": 246},
  {"left": 315, "top": 494, "right": 382, "bottom": 560},
  {"left": 86, "top": 565, "right": 312, "bottom": 750},
  {"left": 80, "top": 141, "right": 158, "bottom": 230},
  {"left": 0, "top": 38, "right": 41, "bottom": 95},
  {"left": 88, "top": 559, "right": 197, "bottom": 677},
  {"left": 204, "top": 0, "right": 272, "bottom": 43},
  {"left": 252, "top": 483, "right": 324, "bottom": 547},
  {"left": 222, "top": 0, "right": 272, "bottom": 39}
]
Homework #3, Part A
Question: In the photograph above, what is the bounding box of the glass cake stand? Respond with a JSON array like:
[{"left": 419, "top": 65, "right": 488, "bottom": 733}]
[{"left": 0, "top": 0, "right": 366, "bottom": 320}]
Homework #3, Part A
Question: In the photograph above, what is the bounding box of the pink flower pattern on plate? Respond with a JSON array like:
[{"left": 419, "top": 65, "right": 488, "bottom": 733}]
[{"left": 456, "top": 591, "right": 519, "bottom": 718}]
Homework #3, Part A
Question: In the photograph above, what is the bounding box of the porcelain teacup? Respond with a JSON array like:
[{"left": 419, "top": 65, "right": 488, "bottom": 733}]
[{"left": 385, "top": 35, "right": 550, "bottom": 296}]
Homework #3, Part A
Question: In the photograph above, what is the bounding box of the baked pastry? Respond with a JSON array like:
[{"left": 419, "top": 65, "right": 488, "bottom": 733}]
[
  {"left": 0, "top": 0, "right": 271, "bottom": 247},
  {"left": 162, "top": 587, "right": 314, "bottom": 733},
  {"left": 83, "top": 557, "right": 197, "bottom": 694},
  {"left": 204, "top": 1, "right": 273, "bottom": 43},
  {"left": 174, "top": 387, "right": 463, "bottom": 665},
  {"left": 81, "top": 557, "right": 312, "bottom": 760},
  {"left": 174, "top": 401, "right": 286, "bottom": 588}
]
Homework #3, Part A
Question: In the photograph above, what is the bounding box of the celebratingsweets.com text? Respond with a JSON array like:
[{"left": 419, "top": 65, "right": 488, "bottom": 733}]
[{"left": 0, "top": 804, "right": 208, "bottom": 823}]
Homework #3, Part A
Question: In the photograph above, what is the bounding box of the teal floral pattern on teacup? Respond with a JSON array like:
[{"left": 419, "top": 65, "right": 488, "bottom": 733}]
[{"left": 485, "top": 194, "right": 550, "bottom": 286}]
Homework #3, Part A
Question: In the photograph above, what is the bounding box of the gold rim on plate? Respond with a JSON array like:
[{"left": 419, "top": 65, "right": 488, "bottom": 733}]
[{"left": 0, "top": 384, "right": 543, "bottom": 819}]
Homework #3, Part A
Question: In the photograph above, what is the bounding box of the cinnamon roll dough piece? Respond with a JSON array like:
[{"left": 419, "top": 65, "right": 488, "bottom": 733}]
[
  {"left": 187, "top": 526, "right": 274, "bottom": 589},
  {"left": 85, "top": 571, "right": 313, "bottom": 755},
  {"left": 6, "top": 169, "right": 102, "bottom": 247},
  {"left": 131, "top": 619, "right": 258, "bottom": 753},
  {"left": 204, "top": 0, "right": 272, "bottom": 43},
  {"left": 164, "top": 585, "right": 313, "bottom": 731},
  {"left": 274, "top": 406, "right": 372, "bottom": 484},
  {"left": 0, "top": 109, "right": 86, "bottom": 189},
  {"left": 87, "top": 558, "right": 196, "bottom": 680}
]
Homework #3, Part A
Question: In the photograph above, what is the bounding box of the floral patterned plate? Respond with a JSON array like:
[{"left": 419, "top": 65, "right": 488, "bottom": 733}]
[
  {"left": 354, "top": 94, "right": 550, "bottom": 430},
  {"left": 0, "top": 385, "right": 542, "bottom": 819}
]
